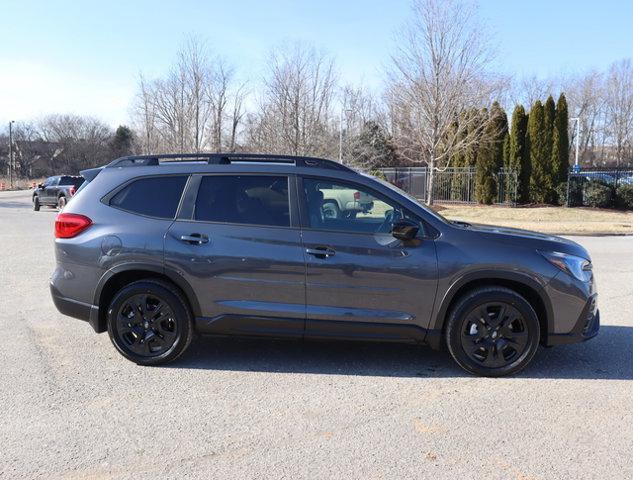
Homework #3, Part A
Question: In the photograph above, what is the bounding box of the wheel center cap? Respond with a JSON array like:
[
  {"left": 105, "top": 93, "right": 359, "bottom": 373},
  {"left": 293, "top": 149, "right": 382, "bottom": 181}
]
[
  {"left": 143, "top": 321, "right": 149, "bottom": 329},
  {"left": 491, "top": 331, "right": 498, "bottom": 339}
]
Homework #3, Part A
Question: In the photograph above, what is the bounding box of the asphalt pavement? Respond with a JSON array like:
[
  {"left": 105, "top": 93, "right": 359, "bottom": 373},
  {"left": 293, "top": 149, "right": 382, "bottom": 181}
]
[{"left": 1, "top": 189, "right": 632, "bottom": 479}]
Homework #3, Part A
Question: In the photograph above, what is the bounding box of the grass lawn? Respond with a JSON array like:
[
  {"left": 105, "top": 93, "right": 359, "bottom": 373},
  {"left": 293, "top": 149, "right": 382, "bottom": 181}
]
[{"left": 433, "top": 204, "right": 633, "bottom": 235}]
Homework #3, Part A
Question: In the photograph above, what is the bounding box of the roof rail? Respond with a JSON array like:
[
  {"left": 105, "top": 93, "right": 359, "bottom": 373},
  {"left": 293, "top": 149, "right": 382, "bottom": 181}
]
[{"left": 106, "top": 153, "right": 355, "bottom": 172}]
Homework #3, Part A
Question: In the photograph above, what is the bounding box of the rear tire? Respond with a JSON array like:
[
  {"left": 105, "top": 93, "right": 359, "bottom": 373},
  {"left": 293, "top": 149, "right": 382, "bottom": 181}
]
[
  {"left": 445, "top": 287, "right": 540, "bottom": 377},
  {"left": 33, "top": 196, "right": 40, "bottom": 211},
  {"left": 107, "top": 280, "right": 194, "bottom": 366}
]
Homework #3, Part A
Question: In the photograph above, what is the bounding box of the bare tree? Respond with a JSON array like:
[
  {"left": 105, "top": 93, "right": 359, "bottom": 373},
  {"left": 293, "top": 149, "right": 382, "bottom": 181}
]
[
  {"left": 512, "top": 75, "right": 555, "bottom": 109},
  {"left": 38, "top": 114, "right": 112, "bottom": 172},
  {"left": 133, "top": 38, "right": 248, "bottom": 154},
  {"left": 604, "top": 59, "right": 633, "bottom": 165},
  {"left": 133, "top": 74, "right": 159, "bottom": 154},
  {"left": 387, "top": 0, "right": 503, "bottom": 204},
  {"left": 565, "top": 70, "right": 606, "bottom": 165},
  {"left": 228, "top": 81, "right": 249, "bottom": 151},
  {"left": 247, "top": 43, "right": 338, "bottom": 157}
]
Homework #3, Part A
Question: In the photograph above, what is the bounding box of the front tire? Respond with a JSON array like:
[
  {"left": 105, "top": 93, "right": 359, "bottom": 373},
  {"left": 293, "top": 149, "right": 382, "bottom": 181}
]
[
  {"left": 445, "top": 287, "right": 540, "bottom": 377},
  {"left": 107, "top": 280, "right": 194, "bottom": 366},
  {"left": 33, "top": 196, "right": 40, "bottom": 211},
  {"left": 57, "top": 196, "right": 66, "bottom": 210}
]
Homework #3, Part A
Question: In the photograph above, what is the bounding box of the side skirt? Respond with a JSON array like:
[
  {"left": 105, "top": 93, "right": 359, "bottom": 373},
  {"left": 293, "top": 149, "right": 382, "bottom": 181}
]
[{"left": 195, "top": 314, "right": 440, "bottom": 348}]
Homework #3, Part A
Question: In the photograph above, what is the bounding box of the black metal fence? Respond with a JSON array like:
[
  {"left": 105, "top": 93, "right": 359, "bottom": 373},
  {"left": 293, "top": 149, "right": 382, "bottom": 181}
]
[
  {"left": 378, "top": 166, "right": 517, "bottom": 205},
  {"left": 567, "top": 167, "right": 633, "bottom": 208}
]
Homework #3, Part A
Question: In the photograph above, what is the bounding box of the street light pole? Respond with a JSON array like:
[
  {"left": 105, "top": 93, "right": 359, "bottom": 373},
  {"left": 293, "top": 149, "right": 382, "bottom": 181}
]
[
  {"left": 8, "top": 120, "right": 15, "bottom": 188},
  {"left": 570, "top": 117, "right": 581, "bottom": 171}
]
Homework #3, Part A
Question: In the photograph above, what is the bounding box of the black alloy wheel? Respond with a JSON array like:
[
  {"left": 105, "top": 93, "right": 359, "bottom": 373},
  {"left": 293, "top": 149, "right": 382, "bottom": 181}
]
[
  {"left": 107, "top": 280, "right": 193, "bottom": 365},
  {"left": 460, "top": 302, "right": 529, "bottom": 368},
  {"left": 446, "top": 287, "right": 540, "bottom": 377},
  {"left": 116, "top": 294, "right": 177, "bottom": 356}
]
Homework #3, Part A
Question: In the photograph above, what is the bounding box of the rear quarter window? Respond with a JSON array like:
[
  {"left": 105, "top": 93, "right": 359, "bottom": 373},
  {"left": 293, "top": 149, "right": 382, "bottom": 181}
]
[
  {"left": 60, "top": 176, "right": 85, "bottom": 188},
  {"left": 109, "top": 176, "right": 188, "bottom": 219}
]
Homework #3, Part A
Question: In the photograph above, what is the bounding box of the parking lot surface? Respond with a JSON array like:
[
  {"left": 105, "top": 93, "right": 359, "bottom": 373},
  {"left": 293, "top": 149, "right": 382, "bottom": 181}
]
[{"left": 1, "top": 190, "right": 632, "bottom": 479}]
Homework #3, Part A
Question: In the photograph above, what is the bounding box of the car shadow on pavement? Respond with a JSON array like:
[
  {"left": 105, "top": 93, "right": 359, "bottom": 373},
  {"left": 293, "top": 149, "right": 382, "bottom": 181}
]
[
  {"left": 171, "top": 325, "right": 633, "bottom": 380},
  {"left": 0, "top": 201, "right": 32, "bottom": 209}
]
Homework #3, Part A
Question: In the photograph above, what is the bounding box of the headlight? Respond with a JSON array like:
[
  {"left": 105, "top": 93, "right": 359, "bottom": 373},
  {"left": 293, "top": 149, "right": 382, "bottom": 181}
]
[{"left": 539, "top": 251, "right": 592, "bottom": 282}]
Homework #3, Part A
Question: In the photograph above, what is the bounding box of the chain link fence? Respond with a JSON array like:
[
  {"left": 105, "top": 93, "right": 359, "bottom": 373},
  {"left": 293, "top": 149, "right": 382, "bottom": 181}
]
[{"left": 378, "top": 166, "right": 517, "bottom": 205}]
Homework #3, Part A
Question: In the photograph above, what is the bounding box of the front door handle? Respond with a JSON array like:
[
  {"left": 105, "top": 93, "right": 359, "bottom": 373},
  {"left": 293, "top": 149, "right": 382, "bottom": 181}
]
[
  {"left": 306, "top": 247, "right": 336, "bottom": 259},
  {"left": 179, "top": 234, "right": 209, "bottom": 245}
]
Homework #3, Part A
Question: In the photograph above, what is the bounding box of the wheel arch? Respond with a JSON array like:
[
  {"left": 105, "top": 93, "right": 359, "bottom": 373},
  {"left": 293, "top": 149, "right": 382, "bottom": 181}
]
[
  {"left": 428, "top": 270, "right": 553, "bottom": 349},
  {"left": 91, "top": 263, "right": 201, "bottom": 333}
]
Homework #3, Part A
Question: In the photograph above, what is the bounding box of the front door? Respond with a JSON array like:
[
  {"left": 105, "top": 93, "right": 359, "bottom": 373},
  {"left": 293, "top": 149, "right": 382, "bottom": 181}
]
[
  {"left": 44, "top": 176, "right": 59, "bottom": 203},
  {"left": 164, "top": 174, "right": 306, "bottom": 337},
  {"left": 300, "top": 177, "right": 438, "bottom": 342}
]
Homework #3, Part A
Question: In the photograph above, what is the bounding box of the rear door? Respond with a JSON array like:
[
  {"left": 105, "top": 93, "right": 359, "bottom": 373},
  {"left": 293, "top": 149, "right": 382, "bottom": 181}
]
[
  {"left": 164, "top": 174, "right": 307, "bottom": 337},
  {"left": 299, "top": 176, "right": 438, "bottom": 341}
]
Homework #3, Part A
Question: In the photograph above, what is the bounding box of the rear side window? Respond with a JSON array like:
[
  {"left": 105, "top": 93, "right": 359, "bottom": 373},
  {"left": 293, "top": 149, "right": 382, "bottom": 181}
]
[
  {"left": 60, "top": 176, "right": 84, "bottom": 188},
  {"left": 194, "top": 175, "right": 290, "bottom": 227},
  {"left": 110, "top": 176, "right": 188, "bottom": 219}
]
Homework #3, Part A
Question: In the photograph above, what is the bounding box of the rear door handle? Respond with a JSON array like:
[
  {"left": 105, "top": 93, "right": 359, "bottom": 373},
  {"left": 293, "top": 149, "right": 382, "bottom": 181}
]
[
  {"left": 305, "top": 247, "right": 336, "bottom": 258},
  {"left": 179, "top": 234, "right": 209, "bottom": 245}
]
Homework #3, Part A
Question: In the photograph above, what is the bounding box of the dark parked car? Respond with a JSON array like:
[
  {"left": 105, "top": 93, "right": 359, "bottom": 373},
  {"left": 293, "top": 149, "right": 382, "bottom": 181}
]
[
  {"left": 50, "top": 154, "right": 599, "bottom": 376},
  {"left": 33, "top": 175, "right": 84, "bottom": 211}
]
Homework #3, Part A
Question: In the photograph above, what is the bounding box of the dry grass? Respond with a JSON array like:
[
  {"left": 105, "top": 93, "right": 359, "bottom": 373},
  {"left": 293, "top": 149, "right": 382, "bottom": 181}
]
[{"left": 434, "top": 204, "right": 633, "bottom": 235}]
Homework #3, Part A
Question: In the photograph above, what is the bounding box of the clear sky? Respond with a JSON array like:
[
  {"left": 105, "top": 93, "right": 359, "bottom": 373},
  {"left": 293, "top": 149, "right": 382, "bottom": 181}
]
[{"left": 1, "top": 0, "right": 632, "bottom": 127}]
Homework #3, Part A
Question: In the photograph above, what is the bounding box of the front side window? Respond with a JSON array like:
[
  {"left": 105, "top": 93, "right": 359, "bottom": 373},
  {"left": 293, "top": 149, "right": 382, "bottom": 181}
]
[
  {"left": 194, "top": 175, "right": 290, "bottom": 227},
  {"left": 303, "top": 178, "right": 421, "bottom": 235},
  {"left": 110, "top": 175, "right": 188, "bottom": 219}
]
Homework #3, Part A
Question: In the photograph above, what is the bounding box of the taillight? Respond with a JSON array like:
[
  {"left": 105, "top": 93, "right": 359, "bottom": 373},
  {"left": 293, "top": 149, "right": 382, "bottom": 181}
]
[
  {"left": 353, "top": 191, "right": 361, "bottom": 200},
  {"left": 55, "top": 213, "right": 92, "bottom": 238},
  {"left": 69, "top": 186, "right": 76, "bottom": 196}
]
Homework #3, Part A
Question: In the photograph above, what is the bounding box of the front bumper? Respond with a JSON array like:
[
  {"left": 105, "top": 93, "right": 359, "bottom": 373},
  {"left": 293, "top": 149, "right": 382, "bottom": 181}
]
[{"left": 546, "top": 294, "right": 600, "bottom": 346}]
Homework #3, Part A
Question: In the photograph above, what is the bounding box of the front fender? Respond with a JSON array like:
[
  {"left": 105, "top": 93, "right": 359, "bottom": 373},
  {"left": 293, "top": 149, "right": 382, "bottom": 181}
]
[{"left": 425, "top": 269, "right": 554, "bottom": 349}]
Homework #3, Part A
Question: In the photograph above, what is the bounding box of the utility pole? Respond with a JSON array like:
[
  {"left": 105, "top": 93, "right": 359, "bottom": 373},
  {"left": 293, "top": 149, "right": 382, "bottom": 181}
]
[{"left": 8, "top": 120, "right": 15, "bottom": 188}]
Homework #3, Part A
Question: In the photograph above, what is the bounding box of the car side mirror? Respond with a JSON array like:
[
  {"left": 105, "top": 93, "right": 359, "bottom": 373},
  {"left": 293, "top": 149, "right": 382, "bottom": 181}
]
[
  {"left": 391, "top": 219, "right": 419, "bottom": 241},
  {"left": 38, "top": 183, "right": 44, "bottom": 188}
]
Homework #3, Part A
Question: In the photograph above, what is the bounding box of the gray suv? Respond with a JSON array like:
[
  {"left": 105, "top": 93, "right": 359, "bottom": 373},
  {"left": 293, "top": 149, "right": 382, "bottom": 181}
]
[{"left": 50, "top": 153, "right": 599, "bottom": 376}]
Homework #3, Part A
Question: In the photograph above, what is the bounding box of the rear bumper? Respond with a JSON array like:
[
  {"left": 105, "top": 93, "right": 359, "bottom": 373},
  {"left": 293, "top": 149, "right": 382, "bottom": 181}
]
[
  {"left": 50, "top": 283, "right": 100, "bottom": 331},
  {"left": 546, "top": 294, "right": 600, "bottom": 346}
]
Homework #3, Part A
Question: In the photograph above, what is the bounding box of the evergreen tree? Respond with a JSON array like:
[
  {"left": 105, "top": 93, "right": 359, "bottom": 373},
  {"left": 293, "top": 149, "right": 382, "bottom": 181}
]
[
  {"left": 475, "top": 102, "right": 508, "bottom": 204},
  {"left": 464, "top": 108, "right": 486, "bottom": 167},
  {"left": 528, "top": 100, "right": 552, "bottom": 203},
  {"left": 552, "top": 93, "right": 570, "bottom": 188},
  {"left": 348, "top": 121, "right": 397, "bottom": 170},
  {"left": 543, "top": 95, "right": 556, "bottom": 200},
  {"left": 450, "top": 116, "right": 468, "bottom": 200},
  {"left": 508, "top": 105, "right": 530, "bottom": 203},
  {"left": 502, "top": 133, "right": 511, "bottom": 169},
  {"left": 110, "top": 125, "right": 135, "bottom": 158}
]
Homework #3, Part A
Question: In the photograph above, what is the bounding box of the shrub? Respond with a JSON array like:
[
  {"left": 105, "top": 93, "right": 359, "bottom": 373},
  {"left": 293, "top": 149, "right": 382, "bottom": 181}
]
[
  {"left": 555, "top": 182, "right": 567, "bottom": 206},
  {"left": 556, "top": 180, "right": 584, "bottom": 206},
  {"left": 616, "top": 184, "right": 633, "bottom": 210},
  {"left": 584, "top": 181, "right": 613, "bottom": 208}
]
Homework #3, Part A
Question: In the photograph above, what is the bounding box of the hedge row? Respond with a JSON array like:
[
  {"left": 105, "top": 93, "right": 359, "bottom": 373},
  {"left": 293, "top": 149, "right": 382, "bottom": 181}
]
[{"left": 557, "top": 179, "right": 633, "bottom": 209}]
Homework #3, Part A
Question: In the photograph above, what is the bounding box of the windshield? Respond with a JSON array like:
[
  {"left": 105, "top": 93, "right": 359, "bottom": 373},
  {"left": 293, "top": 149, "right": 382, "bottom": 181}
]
[{"left": 361, "top": 172, "right": 449, "bottom": 224}]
